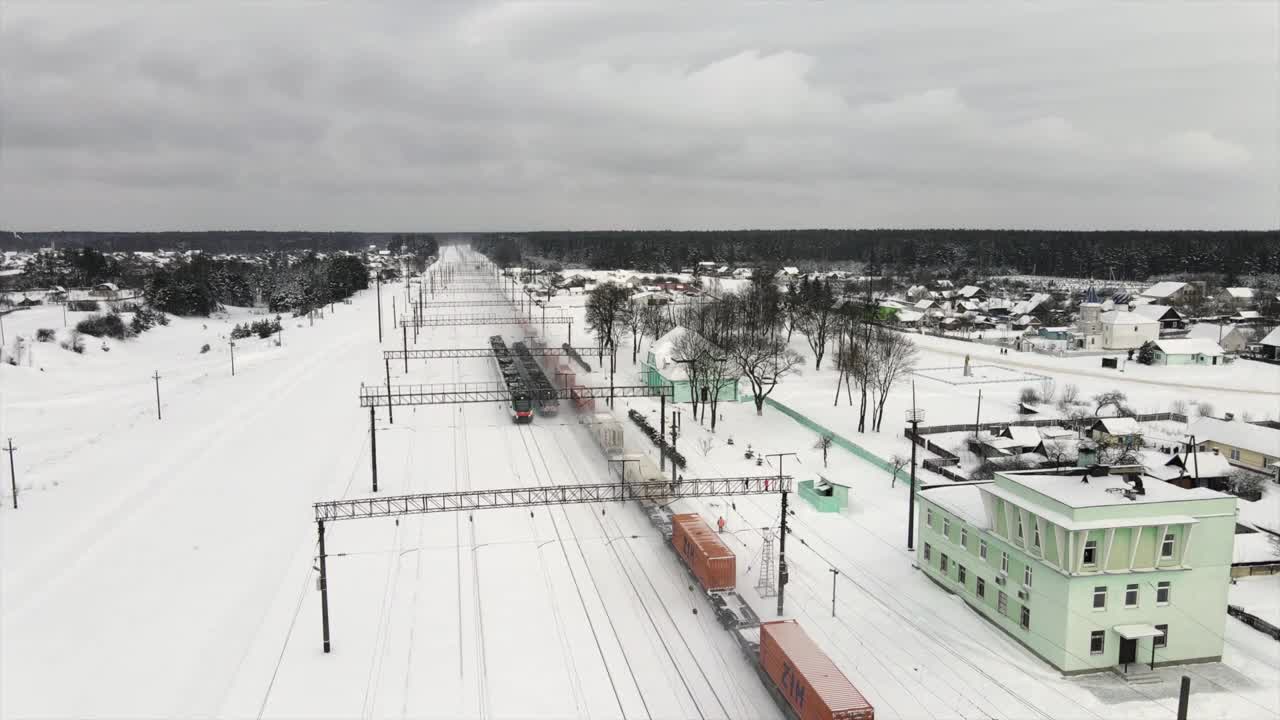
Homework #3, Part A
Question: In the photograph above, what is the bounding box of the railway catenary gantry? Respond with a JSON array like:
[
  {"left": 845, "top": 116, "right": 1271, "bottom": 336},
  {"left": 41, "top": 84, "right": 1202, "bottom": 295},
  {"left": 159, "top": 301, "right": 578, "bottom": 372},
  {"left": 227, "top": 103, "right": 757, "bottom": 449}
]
[
  {"left": 359, "top": 382, "right": 672, "bottom": 407},
  {"left": 383, "top": 346, "right": 603, "bottom": 361},
  {"left": 398, "top": 314, "right": 573, "bottom": 328},
  {"left": 312, "top": 475, "right": 792, "bottom": 652}
]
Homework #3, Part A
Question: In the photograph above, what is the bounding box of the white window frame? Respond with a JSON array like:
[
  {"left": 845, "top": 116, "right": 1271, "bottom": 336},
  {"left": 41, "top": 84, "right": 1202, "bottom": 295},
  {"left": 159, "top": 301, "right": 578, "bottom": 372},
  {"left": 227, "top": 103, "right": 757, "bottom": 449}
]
[
  {"left": 1125, "top": 583, "right": 1139, "bottom": 608},
  {"left": 1092, "top": 586, "right": 1107, "bottom": 610},
  {"left": 924, "top": 543, "right": 931, "bottom": 561},
  {"left": 976, "top": 577, "right": 986, "bottom": 599},
  {"left": 1020, "top": 606, "right": 1030, "bottom": 631},
  {"left": 998, "top": 591, "right": 1008, "bottom": 616},
  {"left": 943, "top": 517, "right": 950, "bottom": 537},
  {"left": 1090, "top": 630, "right": 1105, "bottom": 655},
  {"left": 1001, "top": 551, "right": 1009, "bottom": 574},
  {"left": 1033, "top": 524, "right": 1041, "bottom": 548},
  {"left": 1083, "top": 540, "right": 1098, "bottom": 566},
  {"left": 960, "top": 526, "right": 968, "bottom": 548},
  {"left": 1161, "top": 533, "right": 1175, "bottom": 559},
  {"left": 958, "top": 564, "right": 967, "bottom": 585},
  {"left": 1154, "top": 624, "right": 1168, "bottom": 648},
  {"left": 927, "top": 508, "right": 933, "bottom": 528},
  {"left": 1024, "top": 565, "right": 1033, "bottom": 588},
  {"left": 979, "top": 539, "right": 988, "bottom": 560},
  {"left": 941, "top": 553, "right": 950, "bottom": 574},
  {"left": 1156, "top": 581, "right": 1170, "bottom": 605}
]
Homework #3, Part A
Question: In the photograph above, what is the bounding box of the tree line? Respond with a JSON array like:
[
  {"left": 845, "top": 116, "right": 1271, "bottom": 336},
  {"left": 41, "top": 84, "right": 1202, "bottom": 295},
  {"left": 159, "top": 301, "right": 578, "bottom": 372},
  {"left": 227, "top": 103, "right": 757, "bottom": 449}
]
[
  {"left": 143, "top": 254, "right": 369, "bottom": 316},
  {"left": 3, "top": 231, "right": 438, "bottom": 255},
  {"left": 584, "top": 275, "right": 917, "bottom": 434},
  {"left": 477, "top": 229, "right": 1278, "bottom": 281}
]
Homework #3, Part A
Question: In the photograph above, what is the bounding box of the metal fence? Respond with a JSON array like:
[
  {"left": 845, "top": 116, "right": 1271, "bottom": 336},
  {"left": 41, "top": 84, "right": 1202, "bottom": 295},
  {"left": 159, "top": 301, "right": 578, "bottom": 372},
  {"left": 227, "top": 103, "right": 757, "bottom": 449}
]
[{"left": 1227, "top": 604, "right": 1280, "bottom": 641}]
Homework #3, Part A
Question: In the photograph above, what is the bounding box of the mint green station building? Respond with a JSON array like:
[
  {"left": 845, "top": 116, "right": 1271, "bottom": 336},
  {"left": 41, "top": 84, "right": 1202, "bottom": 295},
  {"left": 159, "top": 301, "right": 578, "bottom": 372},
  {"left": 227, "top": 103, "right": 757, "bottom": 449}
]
[{"left": 915, "top": 467, "right": 1236, "bottom": 675}]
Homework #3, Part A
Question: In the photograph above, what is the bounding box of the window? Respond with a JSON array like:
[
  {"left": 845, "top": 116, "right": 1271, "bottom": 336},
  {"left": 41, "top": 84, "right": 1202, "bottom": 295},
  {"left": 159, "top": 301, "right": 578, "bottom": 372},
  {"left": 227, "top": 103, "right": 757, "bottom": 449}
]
[
  {"left": 977, "top": 577, "right": 986, "bottom": 599},
  {"left": 979, "top": 540, "right": 988, "bottom": 560},
  {"left": 943, "top": 518, "right": 950, "bottom": 537},
  {"left": 941, "top": 553, "right": 949, "bottom": 574},
  {"left": 1083, "top": 540, "right": 1097, "bottom": 565},
  {"left": 1001, "top": 551, "right": 1009, "bottom": 574},
  {"left": 1229, "top": 448, "right": 1240, "bottom": 461},
  {"left": 924, "top": 543, "right": 931, "bottom": 561},
  {"left": 1092, "top": 586, "right": 1107, "bottom": 610},
  {"left": 1090, "top": 631, "right": 1105, "bottom": 655},
  {"left": 1125, "top": 584, "right": 1139, "bottom": 608},
  {"left": 1024, "top": 565, "right": 1033, "bottom": 588},
  {"left": 1154, "top": 624, "right": 1168, "bottom": 648},
  {"left": 1157, "top": 581, "right": 1170, "bottom": 605},
  {"left": 998, "top": 591, "right": 1008, "bottom": 616},
  {"left": 1020, "top": 606, "right": 1031, "bottom": 631},
  {"left": 961, "top": 527, "right": 968, "bottom": 548},
  {"left": 1033, "top": 524, "right": 1041, "bottom": 549},
  {"left": 958, "top": 565, "right": 967, "bottom": 585},
  {"left": 1016, "top": 515, "right": 1023, "bottom": 542},
  {"left": 1161, "top": 533, "right": 1175, "bottom": 559},
  {"left": 927, "top": 508, "right": 933, "bottom": 528}
]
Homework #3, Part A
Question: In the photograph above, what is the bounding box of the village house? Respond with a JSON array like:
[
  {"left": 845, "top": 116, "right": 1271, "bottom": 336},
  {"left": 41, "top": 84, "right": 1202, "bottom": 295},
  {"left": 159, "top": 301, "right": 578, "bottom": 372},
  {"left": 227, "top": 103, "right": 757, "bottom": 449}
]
[
  {"left": 1185, "top": 323, "right": 1248, "bottom": 354},
  {"left": 1148, "top": 451, "right": 1234, "bottom": 492},
  {"left": 1090, "top": 417, "right": 1142, "bottom": 447},
  {"left": 1149, "top": 339, "right": 1225, "bottom": 366},
  {"left": 1188, "top": 416, "right": 1280, "bottom": 474},
  {"left": 1129, "top": 304, "right": 1186, "bottom": 333},
  {"left": 1099, "top": 310, "right": 1160, "bottom": 350},
  {"left": 1259, "top": 326, "right": 1280, "bottom": 360},
  {"left": 1216, "top": 288, "right": 1256, "bottom": 307},
  {"left": 1139, "top": 281, "right": 1201, "bottom": 306},
  {"left": 89, "top": 282, "right": 120, "bottom": 299},
  {"left": 641, "top": 327, "right": 740, "bottom": 404}
]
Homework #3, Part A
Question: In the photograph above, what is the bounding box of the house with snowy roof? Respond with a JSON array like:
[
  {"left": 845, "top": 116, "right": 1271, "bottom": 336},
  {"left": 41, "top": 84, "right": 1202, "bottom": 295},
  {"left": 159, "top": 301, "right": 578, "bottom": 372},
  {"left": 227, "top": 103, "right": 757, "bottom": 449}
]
[
  {"left": 957, "top": 285, "right": 987, "bottom": 300},
  {"left": 916, "top": 467, "right": 1235, "bottom": 674},
  {"left": 1259, "top": 326, "right": 1280, "bottom": 360},
  {"left": 1150, "top": 339, "right": 1224, "bottom": 366},
  {"left": 1090, "top": 417, "right": 1142, "bottom": 446},
  {"left": 1140, "top": 281, "right": 1198, "bottom": 305},
  {"left": 1129, "top": 304, "right": 1185, "bottom": 332},
  {"left": 1149, "top": 451, "right": 1234, "bottom": 491},
  {"left": 1185, "top": 324, "right": 1247, "bottom": 354},
  {"left": 1215, "top": 287, "right": 1255, "bottom": 307},
  {"left": 1188, "top": 416, "right": 1280, "bottom": 474},
  {"left": 641, "top": 327, "right": 739, "bottom": 404},
  {"left": 1099, "top": 310, "right": 1159, "bottom": 350}
]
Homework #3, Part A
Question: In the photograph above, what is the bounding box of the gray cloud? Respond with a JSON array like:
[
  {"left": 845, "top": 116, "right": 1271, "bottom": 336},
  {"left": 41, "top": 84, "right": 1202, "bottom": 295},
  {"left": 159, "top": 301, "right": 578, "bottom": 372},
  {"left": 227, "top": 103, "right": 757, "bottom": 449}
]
[{"left": 1, "top": 2, "right": 1275, "bottom": 231}]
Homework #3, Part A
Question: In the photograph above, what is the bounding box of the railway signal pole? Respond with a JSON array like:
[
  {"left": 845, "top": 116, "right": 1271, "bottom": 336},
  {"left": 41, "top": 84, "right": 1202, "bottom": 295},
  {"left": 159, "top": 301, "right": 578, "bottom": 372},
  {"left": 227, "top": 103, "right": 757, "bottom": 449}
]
[
  {"left": 376, "top": 273, "right": 383, "bottom": 343},
  {"left": 229, "top": 340, "right": 236, "bottom": 376},
  {"left": 152, "top": 371, "right": 162, "bottom": 420},
  {"left": 829, "top": 568, "right": 839, "bottom": 617},
  {"left": 907, "top": 385, "right": 925, "bottom": 550},
  {"left": 384, "top": 359, "right": 394, "bottom": 424},
  {"left": 670, "top": 410, "right": 681, "bottom": 483},
  {"left": 317, "top": 520, "right": 331, "bottom": 653},
  {"left": 369, "top": 405, "right": 379, "bottom": 493},
  {"left": 765, "top": 452, "right": 797, "bottom": 617},
  {"left": 4, "top": 439, "right": 16, "bottom": 509}
]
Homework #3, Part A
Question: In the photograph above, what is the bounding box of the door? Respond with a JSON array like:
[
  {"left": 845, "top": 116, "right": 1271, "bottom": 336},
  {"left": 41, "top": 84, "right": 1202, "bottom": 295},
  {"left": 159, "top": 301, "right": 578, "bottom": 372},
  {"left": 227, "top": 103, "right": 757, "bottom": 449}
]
[{"left": 1119, "top": 637, "right": 1137, "bottom": 666}]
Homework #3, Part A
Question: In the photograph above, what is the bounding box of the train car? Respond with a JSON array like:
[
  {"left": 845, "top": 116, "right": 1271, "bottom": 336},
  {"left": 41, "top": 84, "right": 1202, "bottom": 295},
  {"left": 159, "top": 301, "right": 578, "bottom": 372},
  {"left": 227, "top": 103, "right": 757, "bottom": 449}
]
[
  {"left": 759, "top": 620, "right": 875, "bottom": 720},
  {"left": 670, "top": 513, "right": 736, "bottom": 592},
  {"left": 570, "top": 384, "right": 595, "bottom": 412},
  {"left": 589, "top": 413, "right": 625, "bottom": 457},
  {"left": 509, "top": 389, "right": 534, "bottom": 423}
]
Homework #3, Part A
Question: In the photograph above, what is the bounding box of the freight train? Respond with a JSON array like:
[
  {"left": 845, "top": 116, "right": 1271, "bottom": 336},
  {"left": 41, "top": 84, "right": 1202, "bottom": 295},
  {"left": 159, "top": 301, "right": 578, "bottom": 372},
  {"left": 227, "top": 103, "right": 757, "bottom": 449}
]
[
  {"left": 512, "top": 341, "right": 560, "bottom": 416},
  {"left": 574, "top": 410, "right": 876, "bottom": 720}
]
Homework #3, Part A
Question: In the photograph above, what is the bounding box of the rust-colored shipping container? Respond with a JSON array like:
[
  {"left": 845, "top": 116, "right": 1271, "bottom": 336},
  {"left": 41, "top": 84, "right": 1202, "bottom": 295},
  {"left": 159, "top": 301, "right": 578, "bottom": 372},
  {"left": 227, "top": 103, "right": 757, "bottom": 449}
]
[
  {"left": 670, "top": 513, "right": 736, "bottom": 591},
  {"left": 759, "top": 620, "right": 874, "bottom": 720}
]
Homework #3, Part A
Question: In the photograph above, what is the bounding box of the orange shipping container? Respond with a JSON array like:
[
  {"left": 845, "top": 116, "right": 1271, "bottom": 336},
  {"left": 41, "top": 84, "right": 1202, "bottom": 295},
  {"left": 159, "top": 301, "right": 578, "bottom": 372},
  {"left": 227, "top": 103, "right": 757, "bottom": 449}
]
[
  {"left": 759, "top": 620, "right": 874, "bottom": 720},
  {"left": 670, "top": 513, "right": 736, "bottom": 591}
]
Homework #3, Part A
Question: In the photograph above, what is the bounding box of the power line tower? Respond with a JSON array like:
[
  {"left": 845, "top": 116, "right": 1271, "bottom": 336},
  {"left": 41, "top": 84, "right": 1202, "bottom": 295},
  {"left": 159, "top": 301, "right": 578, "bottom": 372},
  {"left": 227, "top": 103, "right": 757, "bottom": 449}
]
[{"left": 756, "top": 529, "right": 778, "bottom": 599}]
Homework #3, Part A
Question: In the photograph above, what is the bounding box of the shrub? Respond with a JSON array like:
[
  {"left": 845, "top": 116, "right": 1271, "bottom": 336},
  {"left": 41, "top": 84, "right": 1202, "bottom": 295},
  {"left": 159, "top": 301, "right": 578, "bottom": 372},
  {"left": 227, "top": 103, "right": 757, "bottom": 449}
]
[
  {"left": 1170, "top": 399, "right": 1188, "bottom": 416},
  {"left": 200, "top": 343, "right": 211, "bottom": 354},
  {"left": 60, "top": 331, "right": 85, "bottom": 354},
  {"left": 36, "top": 328, "right": 56, "bottom": 342},
  {"left": 1060, "top": 383, "right": 1081, "bottom": 406},
  {"left": 1018, "top": 386, "right": 1040, "bottom": 404},
  {"left": 1137, "top": 341, "right": 1157, "bottom": 365},
  {"left": 76, "top": 313, "right": 128, "bottom": 339},
  {"left": 1197, "top": 401, "right": 1215, "bottom": 418},
  {"left": 1230, "top": 472, "right": 1265, "bottom": 501},
  {"left": 67, "top": 299, "right": 100, "bottom": 312}
]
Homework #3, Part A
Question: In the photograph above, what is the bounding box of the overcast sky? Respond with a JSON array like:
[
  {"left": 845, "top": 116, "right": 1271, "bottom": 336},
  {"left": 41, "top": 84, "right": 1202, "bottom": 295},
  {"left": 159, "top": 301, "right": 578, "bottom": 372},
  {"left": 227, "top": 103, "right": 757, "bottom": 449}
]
[{"left": 2, "top": 2, "right": 1276, "bottom": 231}]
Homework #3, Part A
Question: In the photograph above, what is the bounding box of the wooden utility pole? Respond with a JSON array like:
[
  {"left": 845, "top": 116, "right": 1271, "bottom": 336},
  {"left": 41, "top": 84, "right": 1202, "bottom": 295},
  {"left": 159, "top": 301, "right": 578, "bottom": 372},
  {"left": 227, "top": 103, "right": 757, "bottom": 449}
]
[
  {"left": 376, "top": 273, "right": 383, "bottom": 343},
  {"left": 229, "top": 340, "right": 237, "bottom": 376},
  {"left": 152, "top": 371, "right": 162, "bottom": 420},
  {"left": 4, "top": 439, "right": 17, "bottom": 509}
]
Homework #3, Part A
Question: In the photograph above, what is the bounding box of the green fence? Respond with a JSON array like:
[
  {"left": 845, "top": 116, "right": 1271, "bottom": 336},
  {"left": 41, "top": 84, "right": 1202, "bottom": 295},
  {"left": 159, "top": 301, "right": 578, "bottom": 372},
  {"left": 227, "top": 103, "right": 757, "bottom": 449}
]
[{"left": 764, "top": 396, "right": 911, "bottom": 486}]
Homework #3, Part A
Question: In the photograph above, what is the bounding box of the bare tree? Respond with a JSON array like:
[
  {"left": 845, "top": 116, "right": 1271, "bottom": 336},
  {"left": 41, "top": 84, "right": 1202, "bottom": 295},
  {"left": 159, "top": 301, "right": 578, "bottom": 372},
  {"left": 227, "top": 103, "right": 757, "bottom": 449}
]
[
  {"left": 869, "top": 327, "right": 919, "bottom": 431},
  {"left": 889, "top": 453, "right": 910, "bottom": 487},
  {"left": 1093, "top": 390, "right": 1130, "bottom": 417},
  {"left": 671, "top": 328, "right": 710, "bottom": 422},
  {"left": 586, "top": 283, "right": 630, "bottom": 399},
  {"left": 620, "top": 299, "right": 642, "bottom": 365},
  {"left": 1041, "top": 439, "right": 1075, "bottom": 468},
  {"left": 727, "top": 335, "right": 804, "bottom": 416},
  {"left": 703, "top": 351, "right": 736, "bottom": 433},
  {"left": 794, "top": 277, "right": 837, "bottom": 371},
  {"left": 697, "top": 436, "right": 715, "bottom": 457},
  {"left": 640, "top": 303, "right": 672, "bottom": 351},
  {"left": 814, "top": 434, "right": 833, "bottom": 467}
]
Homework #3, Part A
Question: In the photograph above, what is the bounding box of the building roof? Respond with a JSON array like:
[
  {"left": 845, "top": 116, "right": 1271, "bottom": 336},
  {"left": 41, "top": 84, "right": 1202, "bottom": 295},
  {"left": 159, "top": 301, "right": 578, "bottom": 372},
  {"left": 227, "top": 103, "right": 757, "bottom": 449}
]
[
  {"left": 1262, "top": 326, "right": 1280, "bottom": 347},
  {"left": 1233, "top": 310, "right": 1261, "bottom": 321},
  {"left": 1185, "top": 323, "right": 1240, "bottom": 342},
  {"left": 1153, "top": 338, "right": 1224, "bottom": 357},
  {"left": 919, "top": 483, "right": 990, "bottom": 529},
  {"left": 1130, "top": 304, "right": 1181, "bottom": 322},
  {"left": 1000, "top": 471, "right": 1223, "bottom": 510},
  {"left": 958, "top": 285, "right": 984, "bottom": 298},
  {"left": 1100, "top": 310, "right": 1158, "bottom": 326},
  {"left": 1002, "top": 425, "right": 1042, "bottom": 448},
  {"left": 1165, "top": 451, "right": 1234, "bottom": 479},
  {"left": 1093, "top": 417, "right": 1141, "bottom": 435},
  {"left": 1188, "top": 416, "right": 1280, "bottom": 457},
  {"left": 1223, "top": 287, "right": 1255, "bottom": 299},
  {"left": 1040, "top": 426, "right": 1076, "bottom": 439},
  {"left": 1141, "top": 281, "right": 1188, "bottom": 299}
]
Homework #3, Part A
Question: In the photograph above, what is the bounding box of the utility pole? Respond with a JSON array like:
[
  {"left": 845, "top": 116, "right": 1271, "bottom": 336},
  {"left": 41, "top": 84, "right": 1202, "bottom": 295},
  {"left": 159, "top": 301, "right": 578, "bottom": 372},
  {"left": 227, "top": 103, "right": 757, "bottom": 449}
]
[
  {"left": 229, "top": 340, "right": 236, "bottom": 377},
  {"left": 1176, "top": 676, "right": 1191, "bottom": 720},
  {"left": 659, "top": 393, "right": 666, "bottom": 471},
  {"left": 384, "top": 358, "right": 394, "bottom": 425},
  {"left": 376, "top": 273, "right": 383, "bottom": 343},
  {"left": 974, "top": 388, "right": 983, "bottom": 437},
  {"left": 392, "top": 296, "right": 397, "bottom": 329},
  {"left": 829, "top": 568, "right": 839, "bottom": 617},
  {"left": 765, "top": 452, "right": 797, "bottom": 617},
  {"left": 317, "top": 520, "right": 331, "bottom": 653},
  {"left": 670, "top": 410, "right": 681, "bottom": 484},
  {"left": 4, "top": 439, "right": 16, "bottom": 509},
  {"left": 369, "top": 405, "right": 379, "bottom": 492},
  {"left": 907, "top": 382, "right": 925, "bottom": 550},
  {"left": 403, "top": 324, "right": 409, "bottom": 373},
  {"left": 152, "top": 371, "right": 162, "bottom": 420}
]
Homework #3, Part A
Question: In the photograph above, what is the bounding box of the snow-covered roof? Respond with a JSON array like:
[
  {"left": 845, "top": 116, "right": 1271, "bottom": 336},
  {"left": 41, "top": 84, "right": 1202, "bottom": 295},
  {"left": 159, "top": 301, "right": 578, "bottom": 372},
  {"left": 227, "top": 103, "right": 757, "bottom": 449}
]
[
  {"left": 1262, "top": 326, "right": 1280, "bottom": 347},
  {"left": 914, "top": 299, "right": 934, "bottom": 310},
  {"left": 896, "top": 309, "right": 924, "bottom": 323},
  {"left": 1233, "top": 310, "right": 1261, "bottom": 321},
  {"left": 958, "top": 285, "right": 983, "bottom": 297},
  {"left": 999, "top": 472, "right": 1222, "bottom": 510},
  {"left": 1141, "top": 281, "right": 1187, "bottom": 299},
  {"left": 1093, "top": 417, "right": 1142, "bottom": 435},
  {"left": 1100, "top": 310, "right": 1158, "bottom": 326},
  {"left": 1130, "top": 304, "right": 1180, "bottom": 322},
  {"left": 919, "top": 483, "right": 990, "bottom": 529},
  {"left": 1040, "top": 426, "right": 1076, "bottom": 439},
  {"left": 1189, "top": 416, "right": 1280, "bottom": 457},
  {"left": 1002, "top": 425, "right": 1041, "bottom": 448},
  {"left": 1223, "top": 287, "right": 1255, "bottom": 299},
  {"left": 1186, "top": 323, "right": 1240, "bottom": 341},
  {"left": 646, "top": 327, "right": 722, "bottom": 382},
  {"left": 1153, "top": 339, "right": 1224, "bottom": 356},
  {"left": 780, "top": 267, "right": 799, "bottom": 275},
  {"left": 1166, "top": 452, "right": 1234, "bottom": 479},
  {"left": 1233, "top": 533, "right": 1280, "bottom": 564}
]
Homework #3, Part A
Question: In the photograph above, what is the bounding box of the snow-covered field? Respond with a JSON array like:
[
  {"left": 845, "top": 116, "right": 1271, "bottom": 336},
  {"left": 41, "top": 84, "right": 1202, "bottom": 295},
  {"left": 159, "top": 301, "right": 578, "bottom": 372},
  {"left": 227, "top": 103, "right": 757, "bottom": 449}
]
[{"left": 3, "top": 247, "right": 1278, "bottom": 719}]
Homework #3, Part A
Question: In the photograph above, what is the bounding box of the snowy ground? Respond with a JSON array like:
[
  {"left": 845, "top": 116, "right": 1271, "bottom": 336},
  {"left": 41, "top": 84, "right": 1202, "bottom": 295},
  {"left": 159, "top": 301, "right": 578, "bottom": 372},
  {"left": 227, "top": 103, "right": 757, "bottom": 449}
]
[{"left": 4, "top": 251, "right": 1278, "bottom": 720}]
